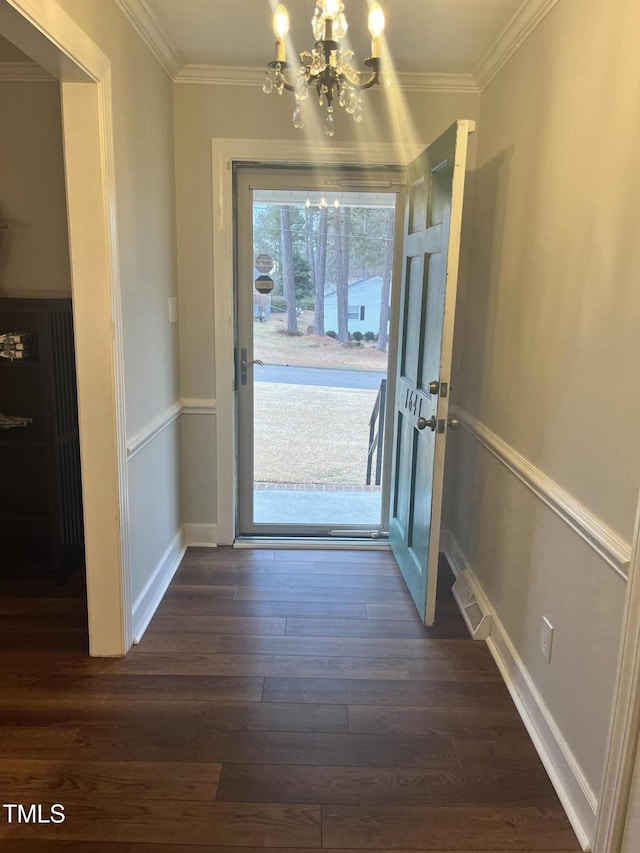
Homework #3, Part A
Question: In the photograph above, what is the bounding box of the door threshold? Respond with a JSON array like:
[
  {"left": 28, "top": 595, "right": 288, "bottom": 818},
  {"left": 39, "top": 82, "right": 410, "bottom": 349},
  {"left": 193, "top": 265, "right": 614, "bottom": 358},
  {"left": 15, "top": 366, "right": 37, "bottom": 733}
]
[{"left": 234, "top": 537, "right": 390, "bottom": 550}]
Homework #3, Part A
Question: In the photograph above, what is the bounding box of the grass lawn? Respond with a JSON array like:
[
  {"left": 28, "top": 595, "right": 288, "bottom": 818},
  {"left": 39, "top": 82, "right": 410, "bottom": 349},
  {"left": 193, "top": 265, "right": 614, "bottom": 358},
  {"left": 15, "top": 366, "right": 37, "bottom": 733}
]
[
  {"left": 254, "top": 310, "right": 389, "bottom": 371},
  {"left": 254, "top": 382, "right": 378, "bottom": 485}
]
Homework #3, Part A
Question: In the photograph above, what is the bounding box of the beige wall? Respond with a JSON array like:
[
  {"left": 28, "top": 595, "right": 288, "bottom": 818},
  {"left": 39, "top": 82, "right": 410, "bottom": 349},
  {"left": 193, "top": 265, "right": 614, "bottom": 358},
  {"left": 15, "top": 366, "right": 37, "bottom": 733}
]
[
  {"left": 51, "top": 0, "right": 182, "bottom": 603},
  {"left": 174, "top": 81, "right": 481, "bottom": 529},
  {"left": 0, "top": 79, "right": 71, "bottom": 296},
  {"left": 449, "top": 0, "right": 640, "bottom": 838}
]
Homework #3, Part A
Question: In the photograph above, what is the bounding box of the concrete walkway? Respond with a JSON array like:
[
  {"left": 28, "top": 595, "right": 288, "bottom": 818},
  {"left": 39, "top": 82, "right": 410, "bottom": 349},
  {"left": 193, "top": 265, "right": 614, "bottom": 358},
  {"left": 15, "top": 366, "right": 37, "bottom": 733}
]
[{"left": 254, "top": 488, "right": 382, "bottom": 525}]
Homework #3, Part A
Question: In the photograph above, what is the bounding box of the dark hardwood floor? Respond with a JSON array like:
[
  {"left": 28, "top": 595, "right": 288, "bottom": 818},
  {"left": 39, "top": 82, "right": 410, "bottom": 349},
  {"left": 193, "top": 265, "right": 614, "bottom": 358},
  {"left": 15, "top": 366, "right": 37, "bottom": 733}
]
[{"left": 0, "top": 548, "right": 581, "bottom": 851}]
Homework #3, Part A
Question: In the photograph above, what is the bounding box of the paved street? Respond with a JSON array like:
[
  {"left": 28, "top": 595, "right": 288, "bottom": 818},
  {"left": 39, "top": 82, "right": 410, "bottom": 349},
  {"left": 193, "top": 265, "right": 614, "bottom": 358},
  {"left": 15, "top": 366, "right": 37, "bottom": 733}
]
[{"left": 255, "top": 363, "right": 386, "bottom": 390}]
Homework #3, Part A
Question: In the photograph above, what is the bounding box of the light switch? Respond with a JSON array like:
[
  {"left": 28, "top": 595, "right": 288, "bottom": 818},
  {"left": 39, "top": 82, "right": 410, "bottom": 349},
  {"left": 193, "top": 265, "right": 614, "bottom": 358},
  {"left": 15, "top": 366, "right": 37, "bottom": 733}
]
[{"left": 168, "top": 297, "right": 178, "bottom": 324}]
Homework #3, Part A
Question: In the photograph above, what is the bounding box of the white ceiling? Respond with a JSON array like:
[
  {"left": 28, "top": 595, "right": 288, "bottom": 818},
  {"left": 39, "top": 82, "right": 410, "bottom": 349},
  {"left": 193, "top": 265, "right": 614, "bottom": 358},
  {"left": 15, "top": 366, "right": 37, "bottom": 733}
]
[
  {"left": 143, "top": 0, "right": 523, "bottom": 75},
  {"left": 0, "top": 1, "right": 556, "bottom": 91}
]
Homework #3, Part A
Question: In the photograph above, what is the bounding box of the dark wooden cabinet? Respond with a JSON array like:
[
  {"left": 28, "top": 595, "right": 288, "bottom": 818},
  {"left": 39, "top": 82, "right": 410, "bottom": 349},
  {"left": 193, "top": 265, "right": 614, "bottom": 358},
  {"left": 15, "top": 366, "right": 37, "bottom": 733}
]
[{"left": 0, "top": 297, "right": 84, "bottom": 583}]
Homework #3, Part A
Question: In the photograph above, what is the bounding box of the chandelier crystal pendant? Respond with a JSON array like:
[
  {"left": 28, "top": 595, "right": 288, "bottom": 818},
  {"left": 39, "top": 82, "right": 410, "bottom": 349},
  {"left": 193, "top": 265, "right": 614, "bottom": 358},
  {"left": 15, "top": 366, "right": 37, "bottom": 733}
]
[{"left": 263, "top": 1, "right": 385, "bottom": 137}]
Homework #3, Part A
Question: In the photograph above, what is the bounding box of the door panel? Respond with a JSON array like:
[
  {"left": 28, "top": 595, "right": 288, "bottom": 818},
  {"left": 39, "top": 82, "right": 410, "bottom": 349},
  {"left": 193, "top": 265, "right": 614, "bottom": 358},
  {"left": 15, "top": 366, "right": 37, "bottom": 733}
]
[{"left": 389, "top": 120, "right": 474, "bottom": 624}]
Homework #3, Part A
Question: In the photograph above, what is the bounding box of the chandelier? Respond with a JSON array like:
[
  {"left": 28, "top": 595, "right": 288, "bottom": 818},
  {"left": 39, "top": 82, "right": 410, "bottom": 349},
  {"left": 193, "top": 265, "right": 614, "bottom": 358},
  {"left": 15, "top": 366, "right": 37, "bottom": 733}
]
[{"left": 263, "top": 1, "right": 386, "bottom": 137}]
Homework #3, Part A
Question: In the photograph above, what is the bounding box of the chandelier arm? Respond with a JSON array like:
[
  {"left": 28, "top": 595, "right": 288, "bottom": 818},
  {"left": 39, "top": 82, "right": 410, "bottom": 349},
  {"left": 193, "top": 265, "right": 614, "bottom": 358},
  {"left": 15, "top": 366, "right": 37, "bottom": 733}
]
[
  {"left": 340, "top": 69, "right": 380, "bottom": 90},
  {"left": 267, "top": 60, "right": 298, "bottom": 91}
]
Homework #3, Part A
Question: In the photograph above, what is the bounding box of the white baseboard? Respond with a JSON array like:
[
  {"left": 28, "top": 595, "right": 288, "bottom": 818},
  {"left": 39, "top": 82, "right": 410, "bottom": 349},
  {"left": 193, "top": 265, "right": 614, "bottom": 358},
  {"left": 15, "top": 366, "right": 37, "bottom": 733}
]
[
  {"left": 184, "top": 523, "right": 218, "bottom": 547},
  {"left": 441, "top": 529, "right": 596, "bottom": 852},
  {"left": 131, "top": 528, "right": 185, "bottom": 643}
]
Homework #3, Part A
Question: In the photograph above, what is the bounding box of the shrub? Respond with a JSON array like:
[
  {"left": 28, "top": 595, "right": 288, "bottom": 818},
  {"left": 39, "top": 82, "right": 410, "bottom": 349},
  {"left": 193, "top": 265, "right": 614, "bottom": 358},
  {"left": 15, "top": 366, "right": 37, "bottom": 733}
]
[
  {"left": 364, "top": 331, "right": 376, "bottom": 341},
  {"left": 352, "top": 331, "right": 363, "bottom": 341},
  {"left": 270, "top": 295, "right": 287, "bottom": 311},
  {"left": 325, "top": 330, "right": 337, "bottom": 339}
]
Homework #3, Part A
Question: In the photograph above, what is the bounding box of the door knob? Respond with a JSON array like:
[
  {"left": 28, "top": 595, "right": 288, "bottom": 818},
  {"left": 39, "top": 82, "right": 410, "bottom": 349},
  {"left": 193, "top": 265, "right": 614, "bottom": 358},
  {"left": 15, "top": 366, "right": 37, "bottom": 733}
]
[
  {"left": 448, "top": 417, "right": 459, "bottom": 430},
  {"left": 417, "top": 416, "right": 437, "bottom": 431}
]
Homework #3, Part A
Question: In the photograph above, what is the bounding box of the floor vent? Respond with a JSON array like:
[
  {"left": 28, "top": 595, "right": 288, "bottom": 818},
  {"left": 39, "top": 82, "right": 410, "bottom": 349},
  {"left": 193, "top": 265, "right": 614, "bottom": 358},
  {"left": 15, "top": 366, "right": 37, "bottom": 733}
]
[{"left": 452, "top": 570, "right": 492, "bottom": 640}]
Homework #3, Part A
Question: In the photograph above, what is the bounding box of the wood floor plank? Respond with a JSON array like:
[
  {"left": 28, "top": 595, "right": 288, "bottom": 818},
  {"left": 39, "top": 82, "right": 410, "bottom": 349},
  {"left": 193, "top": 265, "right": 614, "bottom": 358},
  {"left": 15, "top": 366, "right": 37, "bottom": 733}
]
[
  {"left": 155, "top": 597, "right": 369, "bottom": 620},
  {"left": 347, "top": 705, "right": 526, "bottom": 735},
  {"left": 215, "top": 763, "right": 562, "bottom": 808},
  {"left": 0, "top": 843, "right": 130, "bottom": 852},
  {"left": 0, "top": 615, "right": 88, "bottom": 634},
  {"left": 270, "top": 548, "right": 397, "bottom": 564},
  {"left": 0, "top": 759, "right": 221, "bottom": 801},
  {"left": 233, "top": 585, "right": 412, "bottom": 604},
  {"left": 162, "top": 585, "right": 237, "bottom": 601},
  {"left": 0, "top": 725, "right": 78, "bottom": 758},
  {"left": 0, "top": 801, "right": 322, "bottom": 847},
  {"left": 135, "top": 632, "right": 221, "bottom": 654},
  {"left": 65, "top": 727, "right": 457, "bottom": 768},
  {"left": 182, "top": 547, "right": 276, "bottom": 563},
  {"left": 100, "top": 674, "right": 264, "bottom": 702},
  {"left": 263, "top": 677, "right": 514, "bottom": 708},
  {"left": 146, "top": 615, "right": 286, "bottom": 635},
  {"left": 0, "top": 598, "right": 87, "bottom": 616},
  {"left": 284, "top": 616, "right": 470, "bottom": 638},
  {"left": 321, "top": 805, "right": 581, "bottom": 850},
  {"left": 0, "top": 631, "right": 89, "bottom": 653},
  {"left": 216, "top": 634, "right": 493, "bottom": 661},
  {"left": 178, "top": 556, "right": 400, "bottom": 576},
  {"left": 453, "top": 731, "right": 545, "bottom": 768},
  {"left": 174, "top": 568, "right": 409, "bottom": 591},
  {"left": 0, "top": 699, "right": 348, "bottom": 734},
  {"left": 98, "top": 652, "right": 413, "bottom": 680},
  {"left": 0, "top": 674, "right": 107, "bottom": 702}
]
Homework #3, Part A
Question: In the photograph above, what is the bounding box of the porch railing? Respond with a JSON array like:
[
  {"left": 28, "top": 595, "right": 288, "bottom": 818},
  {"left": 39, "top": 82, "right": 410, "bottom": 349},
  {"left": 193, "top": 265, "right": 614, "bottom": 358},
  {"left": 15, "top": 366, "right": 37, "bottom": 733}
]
[{"left": 366, "top": 378, "right": 386, "bottom": 486}]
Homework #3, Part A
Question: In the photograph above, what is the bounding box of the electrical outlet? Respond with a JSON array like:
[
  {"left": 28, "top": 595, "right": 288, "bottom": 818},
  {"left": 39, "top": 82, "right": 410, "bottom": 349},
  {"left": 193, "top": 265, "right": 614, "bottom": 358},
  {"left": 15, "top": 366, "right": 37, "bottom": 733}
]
[
  {"left": 541, "top": 617, "right": 554, "bottom": 663},
  {"left": 168, "top": 297, "right": 178, "bottom": 324}
]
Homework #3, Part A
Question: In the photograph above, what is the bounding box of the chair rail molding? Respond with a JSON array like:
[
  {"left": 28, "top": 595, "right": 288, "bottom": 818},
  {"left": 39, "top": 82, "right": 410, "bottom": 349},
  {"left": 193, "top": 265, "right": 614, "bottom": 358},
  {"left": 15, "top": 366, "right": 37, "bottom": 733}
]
[
  {"left": 181, "top": 397, "right": 217, "bottom": 415},
  {"left": 126, "top": 400, "right": 182, "bottom": 459},
  {"left": 456, "top": 407, "right": 631, "bottom": 579}
]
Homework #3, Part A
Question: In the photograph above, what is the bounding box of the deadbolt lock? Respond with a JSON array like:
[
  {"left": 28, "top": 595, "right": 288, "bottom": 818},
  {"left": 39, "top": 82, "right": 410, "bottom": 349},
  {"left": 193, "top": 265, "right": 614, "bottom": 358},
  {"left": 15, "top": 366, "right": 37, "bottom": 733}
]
[{"left": 428, "top": 380, "right": 439, "bottom": 395}]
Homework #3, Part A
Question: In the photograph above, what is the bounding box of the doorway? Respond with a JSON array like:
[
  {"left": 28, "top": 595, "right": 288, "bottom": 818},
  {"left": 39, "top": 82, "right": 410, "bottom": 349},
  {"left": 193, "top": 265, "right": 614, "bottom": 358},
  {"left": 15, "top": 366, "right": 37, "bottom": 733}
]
[
  {"left": 235, "top": 166, "right": 404, "bottom": 539},
  {"left": 0, "top": 0, "right": 130, "bottom": 655}
]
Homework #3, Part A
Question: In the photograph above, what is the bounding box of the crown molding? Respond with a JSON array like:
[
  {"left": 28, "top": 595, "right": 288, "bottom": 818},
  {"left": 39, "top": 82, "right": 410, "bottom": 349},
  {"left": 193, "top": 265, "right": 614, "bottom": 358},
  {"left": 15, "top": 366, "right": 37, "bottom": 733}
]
[
  {"left": 112, "top": 0, "right": 557, "bottom": 93},
  {"left": 0, "top": 61, "right": 56, "bottom": 81},
  {"left": 114, "top": 0, "right": 181, "bottom": 79},
  {"left": 392, "top": 72, "right": 479, "bottom": 94},
  {"left": 175, "top": 64, "right": 480, "bottom": 94},
  {"left": 474, "top": 0, "right": 560, "bottom": 90}
]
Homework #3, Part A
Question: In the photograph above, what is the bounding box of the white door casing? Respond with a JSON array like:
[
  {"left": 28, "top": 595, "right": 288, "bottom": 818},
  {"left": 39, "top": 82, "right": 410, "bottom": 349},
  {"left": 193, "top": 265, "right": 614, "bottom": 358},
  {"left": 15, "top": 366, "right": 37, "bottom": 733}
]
[{"left": 211, "top": 139, "right": 422, "bottom": 545}]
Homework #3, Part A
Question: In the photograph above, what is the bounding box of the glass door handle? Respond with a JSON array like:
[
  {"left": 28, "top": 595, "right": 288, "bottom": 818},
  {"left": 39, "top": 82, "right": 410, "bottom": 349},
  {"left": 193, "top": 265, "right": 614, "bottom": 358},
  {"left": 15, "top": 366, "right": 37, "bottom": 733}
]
[{"left": 240, "top": 348, "right": 264, "bottom": 385}]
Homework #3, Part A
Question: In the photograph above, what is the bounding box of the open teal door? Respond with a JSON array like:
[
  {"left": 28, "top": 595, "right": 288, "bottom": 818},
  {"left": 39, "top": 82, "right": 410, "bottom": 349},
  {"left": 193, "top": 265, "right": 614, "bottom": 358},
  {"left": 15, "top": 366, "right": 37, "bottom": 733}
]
[{"left": 389, "top": 120, "right": 474, "bottom": 624}]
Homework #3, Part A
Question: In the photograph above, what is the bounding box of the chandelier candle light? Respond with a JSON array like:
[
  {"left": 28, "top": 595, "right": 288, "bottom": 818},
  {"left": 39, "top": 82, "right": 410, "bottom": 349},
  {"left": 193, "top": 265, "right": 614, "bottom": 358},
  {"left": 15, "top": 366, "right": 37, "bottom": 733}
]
[{"left": 263, "top": 1, "right": 385, "bottom": 137}]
